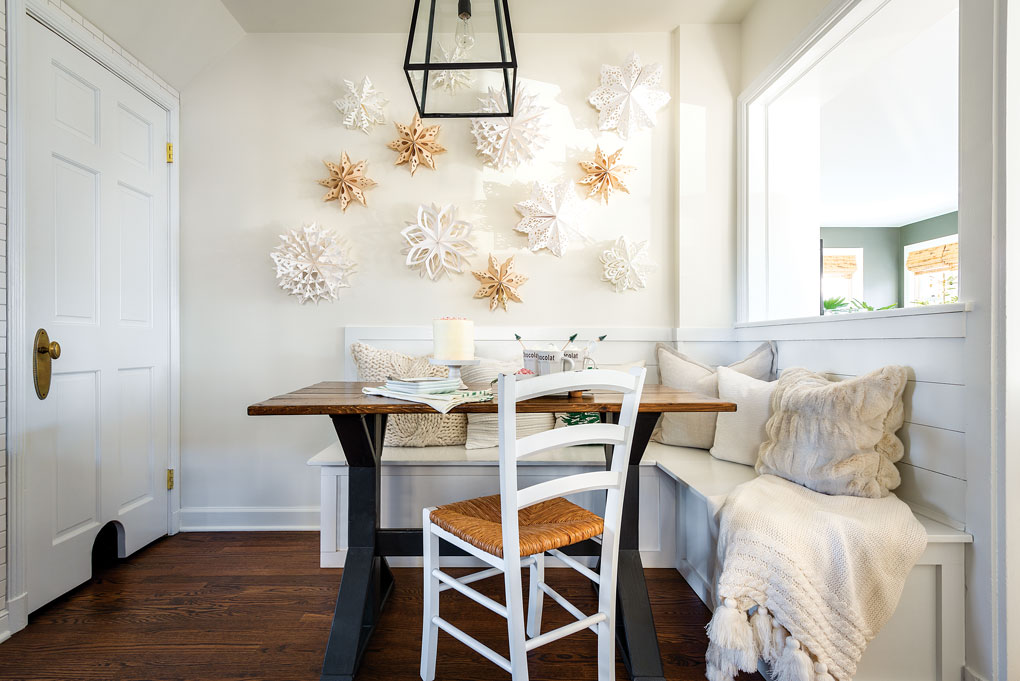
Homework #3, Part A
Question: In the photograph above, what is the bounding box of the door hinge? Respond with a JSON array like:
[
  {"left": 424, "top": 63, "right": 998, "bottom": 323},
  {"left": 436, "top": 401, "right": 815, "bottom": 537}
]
[
  {"left": 166, "top": 143, "right": 174, "bottom": 163},
  {"left": 166, "top": 468, "right": 175, "bottom": 490}
]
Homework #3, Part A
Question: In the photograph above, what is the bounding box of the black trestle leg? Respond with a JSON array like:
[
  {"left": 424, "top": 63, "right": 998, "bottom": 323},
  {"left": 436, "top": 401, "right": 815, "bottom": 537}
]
[{"left": 320, "top": 414, "right": 387, "bottom": 681}]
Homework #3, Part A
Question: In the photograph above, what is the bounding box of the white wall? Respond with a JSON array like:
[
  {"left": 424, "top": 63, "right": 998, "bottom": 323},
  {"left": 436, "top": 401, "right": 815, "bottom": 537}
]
[{"left": 178, "top": 30, "right": 741, "bottom": 526}]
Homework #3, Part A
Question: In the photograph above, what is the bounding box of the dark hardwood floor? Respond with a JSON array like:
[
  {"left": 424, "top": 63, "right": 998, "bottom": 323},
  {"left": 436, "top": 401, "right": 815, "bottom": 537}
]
[{"left": 0, "top": 532, "right": 762, "bottom": 681}]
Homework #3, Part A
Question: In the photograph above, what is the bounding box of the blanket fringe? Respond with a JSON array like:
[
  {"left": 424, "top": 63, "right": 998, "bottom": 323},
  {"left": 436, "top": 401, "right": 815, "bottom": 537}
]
[
  {"left": 814, "top": 661, "right": 836, "bottom": 681},
  {"left": 706, "top": 642, "right": 738, "bottom": 681},
  {"left": 706, "top": 598, "right": 758, "bottom": 672},
  {"left": 750, "top": 605, "right": 774, "bottom": 662},
  {"left": 773, "top": 637, "right": 814, "bottom": 681}
]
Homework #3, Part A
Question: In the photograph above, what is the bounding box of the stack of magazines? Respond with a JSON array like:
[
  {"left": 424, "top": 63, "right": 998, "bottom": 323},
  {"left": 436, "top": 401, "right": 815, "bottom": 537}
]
[
  {"left": 384, "top": 377, "right": 461, "bottom": 394},
  {"left": 364, "top": 377, "right": 493, "bottom": 414}
]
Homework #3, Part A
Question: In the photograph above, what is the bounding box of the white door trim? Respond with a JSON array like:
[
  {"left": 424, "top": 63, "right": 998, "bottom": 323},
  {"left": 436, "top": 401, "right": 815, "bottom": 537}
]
[{"left": 5, "top": 0, "right": 182, "bottom": 635}]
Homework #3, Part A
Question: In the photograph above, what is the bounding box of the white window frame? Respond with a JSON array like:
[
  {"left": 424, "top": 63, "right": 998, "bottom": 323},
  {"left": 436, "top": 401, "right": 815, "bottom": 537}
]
[
  {"left": 822, "top": 246, "right": 865, "bottom": 308},
  {"left": 903, "top": 233, "right": 959, "bottom": 307}
]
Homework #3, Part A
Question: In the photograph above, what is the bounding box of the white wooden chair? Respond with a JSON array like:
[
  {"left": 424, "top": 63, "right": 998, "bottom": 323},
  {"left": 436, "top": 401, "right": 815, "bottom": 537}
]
[{"left": 420, "top": 367, "right": 648, "bottom": 681}]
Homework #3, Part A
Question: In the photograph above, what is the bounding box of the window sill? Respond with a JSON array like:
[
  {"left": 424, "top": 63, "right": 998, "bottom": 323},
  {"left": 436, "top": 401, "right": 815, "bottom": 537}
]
[{"left": 730, "top": 302, "right": 970, "bottom": 341}]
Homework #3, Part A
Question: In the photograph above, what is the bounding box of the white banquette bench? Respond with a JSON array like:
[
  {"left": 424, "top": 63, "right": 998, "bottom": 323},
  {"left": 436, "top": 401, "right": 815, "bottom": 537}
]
[{"left": 311, "top": 327, "right": 971, "bottom": 681}]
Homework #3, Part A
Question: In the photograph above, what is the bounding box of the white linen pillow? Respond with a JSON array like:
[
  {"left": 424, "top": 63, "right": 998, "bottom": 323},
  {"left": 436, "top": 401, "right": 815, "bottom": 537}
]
[
  {"left": 653, "top": 342, "right": 776, "bottom": 449},
  {"left": 459, "top": 357, "right": 556, "bottom": 450},
  {"left": 755, "top": 365, "right": 908, "bottom": 498},
  {"left": 709, "top": 366, "right": 776, "bottom": 466},
  {"left": 350, "top": 342, "right": 466, "bottom": 447}
]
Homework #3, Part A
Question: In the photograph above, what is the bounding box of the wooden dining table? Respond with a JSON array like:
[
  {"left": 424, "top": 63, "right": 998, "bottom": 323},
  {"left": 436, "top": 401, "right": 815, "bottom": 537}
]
[{"left": 248, "top": 381, "right": 736, "bottom": 681}]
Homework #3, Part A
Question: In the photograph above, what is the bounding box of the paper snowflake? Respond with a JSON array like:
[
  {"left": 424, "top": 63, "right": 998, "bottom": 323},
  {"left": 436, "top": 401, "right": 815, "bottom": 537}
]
[
  {"left": 588, "top": 52, "right": 671, "bottom": 139},
  {"left": 470, "top": 84, "right": 550, "bottom": 170},
  {"left": 513, "top": 180, "right": 589, "bottom": 257},
  {"left": 401, "top": 203, "right": 477, "bottom": 281},
  {"left": 430, "top": 43, "right": 475, "bottom": 93},
  {"left": 271, "top": 224, "right": 356, "bottom": 304},
  {"left": 472, "top": 254, "right": 527, "bottom": 311},
  {"left": 318, "top": 152, "right": 376, "bottom": 212},
  {"left": 388, "top": 112, "right": 446, "bottom": 175},
  {"left": 600, "top": 236, "right": 652, "bottom": 293},
  {"left": 578, "top": 146, "right": 635, "bottom": 204},
  {"left": 334, "top": 76, "right": 388, "bottom": 134}
]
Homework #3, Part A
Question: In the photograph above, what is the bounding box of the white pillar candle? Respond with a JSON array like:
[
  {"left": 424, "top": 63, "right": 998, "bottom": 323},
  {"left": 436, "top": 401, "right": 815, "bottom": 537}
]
[{"left": 433, "top": 318, "right": 475, "bottom": 360}]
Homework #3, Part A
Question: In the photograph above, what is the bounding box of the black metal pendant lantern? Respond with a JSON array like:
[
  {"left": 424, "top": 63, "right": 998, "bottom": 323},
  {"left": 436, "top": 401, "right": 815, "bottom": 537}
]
[{"left": 404, "top": 0, "right": 517, "bottom": 118}]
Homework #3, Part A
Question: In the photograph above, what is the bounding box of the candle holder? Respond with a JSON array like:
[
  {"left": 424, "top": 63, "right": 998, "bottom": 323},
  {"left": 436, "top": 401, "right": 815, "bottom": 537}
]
[{"left": 429, "top": 358, "right": 480, "bottom": 388}]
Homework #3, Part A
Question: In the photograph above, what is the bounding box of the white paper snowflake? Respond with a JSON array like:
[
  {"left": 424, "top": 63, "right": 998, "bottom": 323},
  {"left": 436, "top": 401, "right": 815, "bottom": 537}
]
[
  {"left": 600, "top": 236, "right": 652, "bottom": 293},
  {"left": 334, "top": 76, "right": 388, "bottom": 134},
  {"left": 587, "top": 52, "right": 671, "bottom": 139},
  {"left": 401, "top": 204, "right": 477, "bottom": 281},
  {"left": 513, "top": 180, "right": 589, "bottom": 257},
  {"left": 470, "top": 84, "right": 550, "bottom": 170},
  {"left": 271, "top": 223, "right": 356, "bottom": 304},
  {"left": 430, "top": 43, "right": 475, "bottom": 93}
]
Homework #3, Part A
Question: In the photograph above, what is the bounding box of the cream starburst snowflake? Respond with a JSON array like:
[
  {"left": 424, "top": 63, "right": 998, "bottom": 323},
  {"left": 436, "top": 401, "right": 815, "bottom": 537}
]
[
  {"left": 270, "top": 223, "right": 356, "bottom": 304},
  {"left": 513, "top": 180, "right": 589, "bottom": 257},
  {"left": 401, "top": 204, "right": 477, "bottom": 281},
  {"left": 470, "top": 84, "right": 550, "bottom": 170},
  {"left": 430, "top": 43, "right": 475, "bottom": 93},
  {"left": 600, "top": 236, "right": 652, "bottom": 293},
  {"left": 334, "top": 76, "right": 388, "bottom": 134},
  {"left": 588, "top": 52, "right": 671, "bottom": 139}
]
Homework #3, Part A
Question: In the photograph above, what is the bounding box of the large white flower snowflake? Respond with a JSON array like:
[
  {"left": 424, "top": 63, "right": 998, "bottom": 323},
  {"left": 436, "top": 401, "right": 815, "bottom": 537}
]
[
  {"left": 334, "top": 76, "right": 388, "bottom": 134},
  {"left": 271, "top": 223, "right": 356, "bottom": 304},
  {"left": 600, "top": 236, "right": 652, "bottom": 293},
  {"left": 470, "top": 84, "right": 549, "bottom": 170},
  {"left": 513, "top": 180, "right": 589, "bottom": 257},
  {"left": 430, "top": 43, "right": 475, "bottom": 93},
  {"left": 401, "top": 204, "right": 477, "bottom": 281},
  {"left": 587, "top": 52, "right": 670, "bottom": 139}
]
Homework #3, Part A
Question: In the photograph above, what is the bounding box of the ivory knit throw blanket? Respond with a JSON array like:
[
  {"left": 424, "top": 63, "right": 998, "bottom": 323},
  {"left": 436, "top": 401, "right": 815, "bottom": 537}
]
[{"left": 706, "top": 475, "right": 927, "bottom": 681}]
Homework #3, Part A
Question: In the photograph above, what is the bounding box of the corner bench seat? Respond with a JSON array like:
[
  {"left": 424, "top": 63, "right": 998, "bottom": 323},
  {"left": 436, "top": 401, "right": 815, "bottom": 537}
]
[{"left": 309, "top": 440, "right": 970, "bottom": 681}]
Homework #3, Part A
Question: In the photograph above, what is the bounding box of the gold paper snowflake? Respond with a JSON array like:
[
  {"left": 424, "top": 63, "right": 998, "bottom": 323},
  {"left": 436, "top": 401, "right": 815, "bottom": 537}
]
[
  {"left": 318, "top": 152, "right": 376, "bottom": 212},
  {"left": 578, "top": 146, "right": 635, "bottom": 204},
  {"left": 472, "top": 254, "right": 527, "bottom": 312},
  {"left": 387, "top": 113, "right": 446, "bottom": 176}
]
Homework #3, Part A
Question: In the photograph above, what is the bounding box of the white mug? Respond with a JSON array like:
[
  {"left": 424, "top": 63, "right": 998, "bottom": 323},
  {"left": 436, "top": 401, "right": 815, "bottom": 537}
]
[{"left": 523, "top": 349, "right": 575, "bottom": 376}]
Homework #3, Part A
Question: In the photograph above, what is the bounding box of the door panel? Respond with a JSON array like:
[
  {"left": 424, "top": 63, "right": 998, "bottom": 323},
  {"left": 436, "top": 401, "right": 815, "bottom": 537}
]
[{"left": 25, "top": 17, "right": 171, "bottom": 612}]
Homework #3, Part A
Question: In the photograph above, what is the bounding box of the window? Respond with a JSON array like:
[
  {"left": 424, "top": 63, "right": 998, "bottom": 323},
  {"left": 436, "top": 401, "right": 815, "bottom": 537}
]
[
  {"left": 822, "top": 247, "right": 864, "bottom": 312},
  {"left": 904, "top": 234, "right": 959, "bottom": 306}
]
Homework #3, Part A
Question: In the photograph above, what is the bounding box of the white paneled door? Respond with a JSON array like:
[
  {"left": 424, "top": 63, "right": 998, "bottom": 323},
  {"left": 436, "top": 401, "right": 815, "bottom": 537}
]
[{"left": 24, "top": 18, "right": 171, "bottom": 612}]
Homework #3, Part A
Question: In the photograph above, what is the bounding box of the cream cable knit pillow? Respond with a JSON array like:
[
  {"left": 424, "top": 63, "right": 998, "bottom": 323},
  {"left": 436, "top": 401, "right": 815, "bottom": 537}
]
[
  {"left": 653, "top": 342, "right": 777, "bottom": 449},
  {"left": 350, "top": 342, "right": 467, "bottom": 447},
  {"left": 756, "top": 365, "right": 908, "bottom": 498}
]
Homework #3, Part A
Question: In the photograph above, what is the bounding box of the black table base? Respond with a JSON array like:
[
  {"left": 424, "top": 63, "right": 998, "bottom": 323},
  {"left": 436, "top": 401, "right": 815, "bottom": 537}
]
[{"left": 321, "top": 410, "right": 665, "bottom": 681}]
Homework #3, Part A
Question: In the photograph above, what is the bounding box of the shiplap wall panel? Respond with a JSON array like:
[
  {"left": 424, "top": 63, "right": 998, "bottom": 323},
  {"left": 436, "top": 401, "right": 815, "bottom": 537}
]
[
  {"left": 897, "top": 464, "right": 967, "bottom": 528},
  {"left": 774, "top": 338, "right": 966, "bottom": 385},
  {"left": 899, "top": 424, "right": 967, "bottom": 481}
]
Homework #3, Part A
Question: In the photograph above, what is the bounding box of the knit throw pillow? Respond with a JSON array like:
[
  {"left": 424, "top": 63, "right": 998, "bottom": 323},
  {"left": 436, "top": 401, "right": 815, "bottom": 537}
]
[
  {"left": 653, "top": 342, "right": 776, "bottom": 449},
  {"left": 350, "top": 342, "right": 467, "bottom": 447},
  {"left": 755, "top": 365, "right": 908, "bottom": 498}
]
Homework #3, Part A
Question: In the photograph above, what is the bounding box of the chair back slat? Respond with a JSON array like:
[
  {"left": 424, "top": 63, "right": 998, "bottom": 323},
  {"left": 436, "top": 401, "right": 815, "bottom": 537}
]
[
  {"left": 511, "top": 369, "right": 641, "bottom": 401},
  {"left": 515, "top": 423, "right": 626, "bottom": 460},
  {"left": 516, "top": 471, "right": 623, "bottom": 510}
]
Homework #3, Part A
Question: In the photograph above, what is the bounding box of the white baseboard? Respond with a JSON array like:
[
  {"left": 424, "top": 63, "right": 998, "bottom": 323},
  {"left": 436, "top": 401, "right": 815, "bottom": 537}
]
[
  {"left": 4, "top": 592, "right": 26, "bottom": 638},
  {"left": 0, "top": 610, "right": 9, "bottom": 644},
  {"left": 178, "top": 506, "right": 320, "bottom": 531}
]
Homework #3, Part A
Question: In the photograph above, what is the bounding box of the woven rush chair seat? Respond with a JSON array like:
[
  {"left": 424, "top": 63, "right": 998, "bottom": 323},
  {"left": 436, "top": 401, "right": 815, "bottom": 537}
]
[{"left": 430, "top": 494, "right": 604, "bottom": 558}]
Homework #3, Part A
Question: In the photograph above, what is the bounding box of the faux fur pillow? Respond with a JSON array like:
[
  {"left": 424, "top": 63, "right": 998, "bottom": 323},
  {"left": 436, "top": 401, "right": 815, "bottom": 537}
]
[
  {"left": 653, "top": 342, "right": 777, "bottom": 449},
  {"left": 755, "top": 366, "right": 908, "bottom": 498},
  {"left": 350, "top": 342, "right": 467, "bottom": 447}
]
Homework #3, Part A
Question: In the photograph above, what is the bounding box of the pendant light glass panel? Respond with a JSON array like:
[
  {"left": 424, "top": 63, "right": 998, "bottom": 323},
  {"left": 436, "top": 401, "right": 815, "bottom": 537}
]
[{"left": 405, "top": 0, "right": 517, "bottom": 118}]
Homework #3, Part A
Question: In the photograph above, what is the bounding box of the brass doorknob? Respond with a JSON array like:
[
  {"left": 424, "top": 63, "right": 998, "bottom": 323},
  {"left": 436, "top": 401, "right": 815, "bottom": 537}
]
[
  {"left": 40, "top": 340, "right": 60, "bottom": 360},
  {"left": 33, "top": 329, "right": 60, "bottom": 400}
]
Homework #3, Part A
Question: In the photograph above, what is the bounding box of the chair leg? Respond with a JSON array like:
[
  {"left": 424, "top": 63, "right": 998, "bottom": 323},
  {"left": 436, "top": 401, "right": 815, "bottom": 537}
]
[
  {"left": 421, "top": 511, "right": 440, "bottom": 681},
  {"left": 596, "top": 533, "right": 618, "bottom": 681},
  {"left": 526, "top": 552, "right": 545, "bottom": 638},
  {"left": 504, "top": 557, "right": 530, "bottom": 681}
]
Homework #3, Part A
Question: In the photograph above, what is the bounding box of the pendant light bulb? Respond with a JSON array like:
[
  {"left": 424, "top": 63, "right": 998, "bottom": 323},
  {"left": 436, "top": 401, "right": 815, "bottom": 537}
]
[{"left": 455, "top": 0, "right": 475, "bottom": 51}]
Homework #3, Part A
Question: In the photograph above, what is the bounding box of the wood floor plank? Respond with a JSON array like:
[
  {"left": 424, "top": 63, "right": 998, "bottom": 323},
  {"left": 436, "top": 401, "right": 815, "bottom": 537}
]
[{"left": 0, "top": 532, "right": 762, "bottom": 681}]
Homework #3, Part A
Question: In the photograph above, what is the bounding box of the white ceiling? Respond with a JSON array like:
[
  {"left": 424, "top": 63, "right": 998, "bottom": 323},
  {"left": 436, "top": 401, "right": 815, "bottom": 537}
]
[{"left": 218, "top": 0, "right": 756, "bottom": 33}]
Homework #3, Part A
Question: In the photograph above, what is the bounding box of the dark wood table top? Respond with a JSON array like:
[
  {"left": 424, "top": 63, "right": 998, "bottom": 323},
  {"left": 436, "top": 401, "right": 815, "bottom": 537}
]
[{"left": 247, "top": 381, "right": 737, "bottom": 416}]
